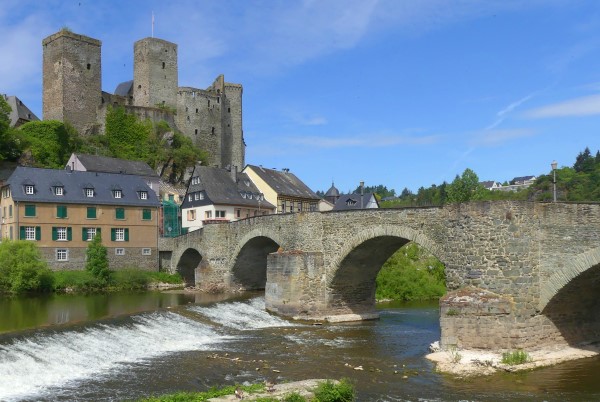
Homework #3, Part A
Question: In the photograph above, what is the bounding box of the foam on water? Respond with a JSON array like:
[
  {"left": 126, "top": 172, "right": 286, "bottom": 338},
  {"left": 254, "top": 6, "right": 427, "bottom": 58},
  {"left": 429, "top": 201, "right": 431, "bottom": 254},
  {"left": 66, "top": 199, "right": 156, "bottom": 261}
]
[
  {"left": 188, "top": 297, "right": 297, "bottom": 330},
  {"left": 0, "top": 311, "right": 228, "bottom": 401}
]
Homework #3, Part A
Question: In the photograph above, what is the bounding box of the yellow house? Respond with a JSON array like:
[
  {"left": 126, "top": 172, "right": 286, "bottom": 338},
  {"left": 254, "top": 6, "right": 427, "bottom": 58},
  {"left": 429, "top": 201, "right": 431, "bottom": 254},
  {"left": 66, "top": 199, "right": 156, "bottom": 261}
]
[
  {"left": 243, "top": 165, "right": 320, "bottom": 213},
  {"left": 0, "top": 166, "right": 161, "bottom": 270}
]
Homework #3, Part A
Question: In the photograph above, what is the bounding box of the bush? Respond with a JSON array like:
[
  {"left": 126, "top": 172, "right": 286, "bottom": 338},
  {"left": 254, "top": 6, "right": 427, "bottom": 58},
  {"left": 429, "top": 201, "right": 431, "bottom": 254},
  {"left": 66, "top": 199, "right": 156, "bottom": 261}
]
[
  {"left": 0, "top": 240, "right": 54, "bottom": 294},
  {"left": 313, "top": 379, "right": 355, "bottom": 402},
  {"left": 86, "top": 234, "right": 110, "bottom": 284},
  {"left": 501, "top": 350, "right": 531, "bottom": 365},
  {"left": 111, "top": 269, "right": 150, "bottom": 290},
  {"left": 53, "top": 270, "right": 105, "bottom": 292}
]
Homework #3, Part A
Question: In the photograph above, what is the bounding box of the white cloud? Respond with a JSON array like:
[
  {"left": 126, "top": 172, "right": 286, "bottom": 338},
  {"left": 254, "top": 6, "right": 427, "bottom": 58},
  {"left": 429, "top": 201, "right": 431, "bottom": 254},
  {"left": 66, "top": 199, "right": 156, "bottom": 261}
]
[
  {"left": 523, "top": 94, "right": 600, "bottom": 118},
  {"left": 286, "top": 133, "right": 441, "bottom": 148},
  {"left": 471, "top": 128, "right": 536, "bottom": 146}
]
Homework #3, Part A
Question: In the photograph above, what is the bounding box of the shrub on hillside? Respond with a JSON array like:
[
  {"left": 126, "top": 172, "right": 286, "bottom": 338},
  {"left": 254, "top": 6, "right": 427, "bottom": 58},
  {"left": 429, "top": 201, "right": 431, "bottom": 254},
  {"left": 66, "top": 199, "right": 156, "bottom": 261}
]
[{"left": 0, "top": 240, "right": 54, "bottom": 293}]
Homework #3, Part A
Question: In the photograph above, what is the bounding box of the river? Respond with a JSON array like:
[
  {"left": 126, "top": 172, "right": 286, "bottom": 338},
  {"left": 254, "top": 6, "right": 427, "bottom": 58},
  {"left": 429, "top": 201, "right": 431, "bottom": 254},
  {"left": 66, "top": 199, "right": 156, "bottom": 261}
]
[{"left": 1, "top": 291, "right": 600, "bottom": 401}]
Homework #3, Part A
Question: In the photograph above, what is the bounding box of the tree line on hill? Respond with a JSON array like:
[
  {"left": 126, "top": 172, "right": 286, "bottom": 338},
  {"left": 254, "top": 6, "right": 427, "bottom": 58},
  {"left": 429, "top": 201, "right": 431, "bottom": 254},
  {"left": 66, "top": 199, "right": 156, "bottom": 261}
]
[{"left": 0, "top": 97, "right": 207, "bottom": 184}]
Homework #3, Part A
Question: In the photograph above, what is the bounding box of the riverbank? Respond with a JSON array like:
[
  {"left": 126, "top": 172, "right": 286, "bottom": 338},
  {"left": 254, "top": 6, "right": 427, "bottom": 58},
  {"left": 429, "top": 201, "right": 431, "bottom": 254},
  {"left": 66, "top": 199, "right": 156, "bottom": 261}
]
[{"left": 426, "top": 343, "right": 600, "bottom": 376}]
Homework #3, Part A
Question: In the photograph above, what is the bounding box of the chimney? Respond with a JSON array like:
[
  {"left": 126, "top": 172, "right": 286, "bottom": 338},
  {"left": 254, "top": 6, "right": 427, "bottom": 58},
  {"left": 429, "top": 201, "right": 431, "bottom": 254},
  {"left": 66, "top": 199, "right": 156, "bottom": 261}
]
[
  {"left": 360, "top": 181, "right": 364, "bottom": 209},
  {"left": 230, "top": 165, "right": 238, "bottom": 182}
]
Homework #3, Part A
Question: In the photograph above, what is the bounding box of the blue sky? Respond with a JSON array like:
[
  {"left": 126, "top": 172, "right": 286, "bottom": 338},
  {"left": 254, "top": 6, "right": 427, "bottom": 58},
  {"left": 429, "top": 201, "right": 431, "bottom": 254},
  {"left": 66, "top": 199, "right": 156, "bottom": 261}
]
[{"left": 2, "top": 1, "right": 600, "bottom": 194}]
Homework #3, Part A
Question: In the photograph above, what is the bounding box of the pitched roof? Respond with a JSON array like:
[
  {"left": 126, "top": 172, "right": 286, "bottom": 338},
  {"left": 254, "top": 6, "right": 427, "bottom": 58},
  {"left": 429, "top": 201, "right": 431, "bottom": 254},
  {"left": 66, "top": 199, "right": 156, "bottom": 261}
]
[
  {"left": 73, "top": 154, "right": 158, "bottom": 177},
  {"left": 245, "top": 165, "right": 320, "bottom": 200},
  {"left": 114, "top": 80, "right": 133, "bottom": 97},
  {"left": 2, "top": 94, "right": 40, "bottom": 127},
  {"left": 7, "top": 166, "right": 160, "bottom": 207},
  {"left": 182, "top": 166, "right": 275, "bottom": 209},
  {"left": 333, "top": 193, "right": 379, "bottom": 211},
  {"left": 325, "top": 182, "right": 340, "bottom": 197}
]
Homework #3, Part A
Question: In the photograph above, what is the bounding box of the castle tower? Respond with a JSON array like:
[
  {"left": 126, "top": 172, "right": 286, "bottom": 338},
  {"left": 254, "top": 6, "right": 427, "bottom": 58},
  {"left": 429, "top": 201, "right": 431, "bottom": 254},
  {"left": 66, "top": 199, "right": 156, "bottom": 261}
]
[
  {"left": 223, "top": 83, "right": 244, "bottom": 170},
  {"left": 133, "top": 38, "right": 178, "bottom": 109},
  {"left": 42, "top": 30, "right": 101, "bottom": 135}
]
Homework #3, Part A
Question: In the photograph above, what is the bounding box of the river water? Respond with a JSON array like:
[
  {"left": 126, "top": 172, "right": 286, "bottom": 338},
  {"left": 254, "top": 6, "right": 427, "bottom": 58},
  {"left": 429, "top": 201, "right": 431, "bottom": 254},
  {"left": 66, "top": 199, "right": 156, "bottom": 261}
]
[{"left": 1, "top": 291, "right": 600, "bottom": 401}]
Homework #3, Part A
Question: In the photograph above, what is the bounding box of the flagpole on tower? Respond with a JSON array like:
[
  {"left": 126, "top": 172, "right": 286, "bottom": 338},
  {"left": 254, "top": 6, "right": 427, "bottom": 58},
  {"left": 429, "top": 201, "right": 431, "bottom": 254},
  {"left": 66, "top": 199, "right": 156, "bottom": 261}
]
[{"left": 152, "top": 11, "right": 155, "bottom": 37}]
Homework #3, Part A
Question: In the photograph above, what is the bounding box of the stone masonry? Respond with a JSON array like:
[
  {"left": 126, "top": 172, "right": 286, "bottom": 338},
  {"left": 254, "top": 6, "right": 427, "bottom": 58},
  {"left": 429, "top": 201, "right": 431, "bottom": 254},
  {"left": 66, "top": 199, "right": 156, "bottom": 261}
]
[{"left": 162, "top": 201, "right": 600, "bottom": 352}]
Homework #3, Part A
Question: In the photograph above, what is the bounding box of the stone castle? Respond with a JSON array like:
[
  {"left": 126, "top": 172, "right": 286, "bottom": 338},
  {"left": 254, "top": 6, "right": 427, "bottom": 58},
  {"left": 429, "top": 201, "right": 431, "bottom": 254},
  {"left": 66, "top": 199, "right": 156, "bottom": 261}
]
[{"left": 42, "top": 29, "right": 244, "bottom": 170}]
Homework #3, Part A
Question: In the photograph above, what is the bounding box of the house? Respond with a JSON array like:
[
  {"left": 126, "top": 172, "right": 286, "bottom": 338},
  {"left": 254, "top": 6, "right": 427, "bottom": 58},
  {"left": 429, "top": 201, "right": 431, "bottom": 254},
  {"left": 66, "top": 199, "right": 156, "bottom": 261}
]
[
  {"left": 480, "top": 181, "right": 502, "bottom": 191},
  {"left": 497, "top": 175, "right": 537, "bottom": 192},
  {"left": 181, "top": 165, "right": 275, "bottom": 232},
  {"left": 2, "top": 94, "right": 40, "bottom": 128},
  {"left": 0, "top": 166, "right": 160, "bottom": 270},
  {"left": 159, "top": 181, "right": 186, "bottom": 205},
  {"left": 333, "top": 193, "right": 379, "bottom": 211},
  {"left": 243, "top": 165, "right": 320, "bottom": 213},
  {"left": 66, "top": 153, "right": 160, "bottom": 196}
]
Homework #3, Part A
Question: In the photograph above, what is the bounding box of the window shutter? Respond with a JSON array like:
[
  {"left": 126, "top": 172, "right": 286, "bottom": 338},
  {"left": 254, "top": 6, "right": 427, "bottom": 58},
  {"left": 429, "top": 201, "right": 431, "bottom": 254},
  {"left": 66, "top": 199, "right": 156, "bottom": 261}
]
[
  {"left": 82, "top": 227, "right": 87, "bottom": 241},
  {"left": 87, "top": 207, "right": 96, "bottom": 219},
  {"left": 52, "top": 227, "right": 57, "bottom": 241},
  {"left": 67, "top": 227, "right": 72, "bottom": 241},
  {"left": 143, "top": 209, "right": 151, "bottom": 220},
  {"left": 111, "top": 228, "right": 116, "bottom": 241},
  {"left": 124, "top": 228, "right": 129, "bottom": 242},
  {"left": 35, "top": 226, "right": 41, "bottom": 240},
  {"left": 97, "top": 228, "right": 101, "bottom": 237},
  {"left": 116, "top": 208, "right": 125, "bottom": 220},
  {"left": 25, "top": 204, "right": 35, "bottom": 217},
  {"left": 20, "top": 226, "right": 25, "bottom": 239}
]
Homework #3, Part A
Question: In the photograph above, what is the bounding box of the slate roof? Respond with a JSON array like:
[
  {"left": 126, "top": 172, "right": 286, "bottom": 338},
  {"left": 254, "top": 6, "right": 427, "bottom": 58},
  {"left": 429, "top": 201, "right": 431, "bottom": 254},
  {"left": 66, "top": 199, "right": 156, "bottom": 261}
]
[
  {"left": 245, "top": 165, "right": 320, "bottom": 200},
  {"left": 182, "top": 166, "right": 276, "bottom": 210},
  {"left": 73, "top": 154, "right": 158, "bottom": 177},
  {"left": 7, "top": 166, "right": 160, "bottom": 207},
  {"left": 333, "top": 193, "right": 379, "bottom": 211},
  {"left": 511, "top": 175, "right": 536, "bottom": 183},
  {"left": 2, "top": 94, "right": 40, "bottom": 127},
  {"left": 480, "top": 181, "right": 497, "bottom": 188},
  {"left": 114, "top": 80, "right": 133, "bottom": 97},
  {"left": 325, "top": 182, "right": 340, "bottom": 197}
]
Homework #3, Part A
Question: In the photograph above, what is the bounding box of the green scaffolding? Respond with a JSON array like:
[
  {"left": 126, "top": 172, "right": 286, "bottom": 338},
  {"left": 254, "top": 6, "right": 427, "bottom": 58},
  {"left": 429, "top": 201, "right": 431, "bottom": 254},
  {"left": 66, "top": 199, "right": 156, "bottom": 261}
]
[{"left": 161, "top": 201, "right": 181, "bottom": 237}]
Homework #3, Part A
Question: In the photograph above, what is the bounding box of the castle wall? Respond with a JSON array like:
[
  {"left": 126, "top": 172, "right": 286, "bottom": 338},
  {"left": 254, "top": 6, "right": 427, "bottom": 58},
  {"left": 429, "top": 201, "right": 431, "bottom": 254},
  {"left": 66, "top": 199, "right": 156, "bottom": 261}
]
[
  {"left": 42, "top": 31, "right": 101, "bottom": 135},
  {"left": 133, "top": 38, "right": 178, "bottom": 109}
]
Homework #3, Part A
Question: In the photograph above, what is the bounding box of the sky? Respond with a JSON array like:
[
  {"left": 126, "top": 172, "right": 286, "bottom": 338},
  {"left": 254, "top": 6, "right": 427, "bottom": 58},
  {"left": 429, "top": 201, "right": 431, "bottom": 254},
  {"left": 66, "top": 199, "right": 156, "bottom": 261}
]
[{"left": 2, "top": 0, "right": 600, "bottom": 194}]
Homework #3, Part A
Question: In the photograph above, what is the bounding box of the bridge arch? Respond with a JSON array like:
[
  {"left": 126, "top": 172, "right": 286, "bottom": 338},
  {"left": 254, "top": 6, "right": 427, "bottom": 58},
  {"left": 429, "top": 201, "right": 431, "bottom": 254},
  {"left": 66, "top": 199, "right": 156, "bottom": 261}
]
[
  {"left": 230, "top": 228, "right": 283, "bottom": 290},
  {"left": 175, "top": 247, "right": 203, "bottom": 286},
  {"left": 326, "top": 225, "right": 443, "bottom": 315}
]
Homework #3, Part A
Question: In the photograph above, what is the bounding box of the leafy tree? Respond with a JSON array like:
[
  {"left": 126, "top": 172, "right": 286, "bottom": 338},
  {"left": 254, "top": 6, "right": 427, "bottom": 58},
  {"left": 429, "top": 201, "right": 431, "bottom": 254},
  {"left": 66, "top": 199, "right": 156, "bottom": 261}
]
[
  {"left": 0, "top": 96, "right": 22, "bottom": 161},
  {"left": 446, "top": 168, "right": 485, "bottom": 203},
  {"left": 0, "top": 240, "right": 54, "bottom": 293},
  {"left": 85, "top": 234, "right": 110, "bottom": 284},
  {"left": 105, "top": 106, "right": 153, "bottom": 161},
  {"left": 18, "top": 120, "right": 82, "bottom": 168},
  {"left": 353, "top": 184, "right": 396, "bottom": 199},
  {"left": 574, "top": 147, "right": 594, "bottom": 173}
]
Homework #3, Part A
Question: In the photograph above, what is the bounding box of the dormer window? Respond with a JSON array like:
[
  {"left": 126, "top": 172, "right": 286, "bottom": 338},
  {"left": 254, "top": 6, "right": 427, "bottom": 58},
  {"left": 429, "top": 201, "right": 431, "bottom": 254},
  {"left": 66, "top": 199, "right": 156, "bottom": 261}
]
[
  {"left": 54, "top": 186, "right": 64, "bottom": 196},
  {"left": 85, "top": 188, "right": 94, "bottom": 198},
  {"left": 188, "top": 194, "right": 192, "bottom": 202},
  {"left": 346, "top": 199, "right": 357, "bottom": 206},
  {"left": 25, "top": 185, "right": 34, "bottom": 195},
  {"left": 240, "top": 192, "right": 247, "bottom": 199},
  {"left": 191, "top": 176, "right": 200, "bottom": 185},
  {"left": 139, "top": 191, "right": 148, "bottom": 200},
  {"left": 113, "top": 189, "right": 122, "bottom": 199}
]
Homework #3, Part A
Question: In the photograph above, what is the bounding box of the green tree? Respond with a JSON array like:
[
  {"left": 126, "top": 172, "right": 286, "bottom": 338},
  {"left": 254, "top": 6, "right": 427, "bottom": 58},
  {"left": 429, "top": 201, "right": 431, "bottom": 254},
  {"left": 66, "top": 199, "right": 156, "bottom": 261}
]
[
  {"left": 0, "top": 96, "right": 22, "bottom": 161},
  {"left": 574, "top": 147, "right": 595, "bottom": 173},
  {"left": 105, "top": 106, "right": 153, "bottom": 161},
  {"left": 18, "top": 120, "right": 82, "bottom": 168},
  {"left": 85, "top": 234, "right": 110, "bottom": 284},
  {"left": 353, "top": 184, "right": 396, "bottom": 199},
  {"left": 0, "top": 240, "right": 54, "bottom": 294},
  {"left": 446, "top": 168, "right": 485, "bottom": 203}
]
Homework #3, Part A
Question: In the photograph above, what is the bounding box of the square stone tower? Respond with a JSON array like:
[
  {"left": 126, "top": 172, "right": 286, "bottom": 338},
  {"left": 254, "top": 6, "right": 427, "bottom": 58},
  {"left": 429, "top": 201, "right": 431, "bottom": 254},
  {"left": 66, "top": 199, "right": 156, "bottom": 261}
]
[
  {"left": 42, "top": 30, "right": 102, "bottom": 135},
  {"left": 133, "top": 38, "right": 178, "bottom": 109}
]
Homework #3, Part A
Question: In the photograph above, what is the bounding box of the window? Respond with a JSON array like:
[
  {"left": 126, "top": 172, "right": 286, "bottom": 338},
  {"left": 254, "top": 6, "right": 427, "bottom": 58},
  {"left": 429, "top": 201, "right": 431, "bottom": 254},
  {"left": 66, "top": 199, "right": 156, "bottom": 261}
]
[
  {"left": 25, "top": 185, "right": 34, "bottom": 195},
  {"left": 8, "top": 205, "right": 12, "bottom": 218},
  {"left": 54, "top": 186, "right": 64, "bottom": 196},
  {"left": 2, "top": 187, "right": 10, "bottom": 198},
  {"left": 142, "top": 209, "right": 151, "bottom": 220},
  {"left": 21, "top": 226, "right": 40, "bottom": 241},
  {"left": 87, "top": 207, "right": 97, "bottom": 219},
  {"left": 56, "top": 205, "right": 68, "bottom": 219},
  {"left": 297, "top": 203, "right": 302, "bottom": 212},
  {"left": 191, "top": 176, "right": 200, "bottom": 185},
  {"left": 86, "top": 188, "right": 94, "bottom": 197},
  {"left": 188, "top": 194, "right": 192, "bottom": 202},
  {"left": 162, "top": 62, "right": 165, "bottom": 69},
  {"left": 24, "top": 204, "right": 36, "bottom": 217},
  {"left": 194, "top": 129, "right": 198, "bottom": 135},
  {"left": 52, "top": 227, "right": 71, "bottom": 241},
  {"left": 195, "top": 108, "right": 198, "bottom": 113},
  {"left": 205, "top": 210, "right": 212, "bottom": 219},
  {"left": 216, "top": 210, "right": 225, "bottom": 218},
  {"left": 194, "top": 193, "right": 199, "bottom": 201},
  {"left": 115, "top": 248, "right": 125, "bottom": 255},
  {"left": 115, "top": 208, "right": 125, "bottom": 220},
  {"left": 86, "top": 63, "right": 91, "bottom": 70},
  {"left": 187, "top": 209, "right": 196, "bottom": 221},
  {"left": 236, "top": 209, "right": 241, "bottom": 218},
  {"left": 289, "top": 202, "right": 294, "bottom": 213},
  {"left": 168, "top": 194, "right": 174, "bottom": 201},
  {"left": 113, "top": 189, "right": 122, "bottom": 199},
  {"left": 142, "top": 248, "right": 151, "bottom": 256},
  {"left": 83, "top": 227, "right": 97, "bottom": 241},
  {"left": 111, "top": 228, "right": 129, "bottom": 242},
  {"left": 56, "top": 249, "right": 69, "bottom": 261},
  {"left": 281, "top": 201, "right": 286, "bottom": 213},
  {"left": 211, "top": 127, "right": 215, "bottom": 135},
  {"left": 310, "top": 203, "right": 317, "bottom": 212},
  {"left": 139, "top": 191, "right": 148, "bottom": 200}
]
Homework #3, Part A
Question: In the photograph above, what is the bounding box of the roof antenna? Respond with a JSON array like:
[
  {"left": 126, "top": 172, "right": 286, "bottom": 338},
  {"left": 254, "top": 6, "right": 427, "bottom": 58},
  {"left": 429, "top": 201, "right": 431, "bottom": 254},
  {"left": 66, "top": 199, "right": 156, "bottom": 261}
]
[{"left": 151, "top": 11, "right": 155, "bottom": 38}]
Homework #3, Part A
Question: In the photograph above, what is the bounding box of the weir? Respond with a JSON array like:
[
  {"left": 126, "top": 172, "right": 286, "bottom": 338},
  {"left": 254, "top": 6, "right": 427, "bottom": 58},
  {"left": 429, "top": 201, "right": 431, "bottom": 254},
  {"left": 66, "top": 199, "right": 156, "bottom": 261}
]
[{"left": 164, "top": 201, "right": 600, "bottom": 351}]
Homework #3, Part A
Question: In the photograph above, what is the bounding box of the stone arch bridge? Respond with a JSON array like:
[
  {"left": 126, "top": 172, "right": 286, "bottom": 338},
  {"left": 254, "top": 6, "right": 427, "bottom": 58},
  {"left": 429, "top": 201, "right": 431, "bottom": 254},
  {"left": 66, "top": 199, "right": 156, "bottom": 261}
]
[{"left": 159, "top": 201, "right": 600, "bottom": 351}]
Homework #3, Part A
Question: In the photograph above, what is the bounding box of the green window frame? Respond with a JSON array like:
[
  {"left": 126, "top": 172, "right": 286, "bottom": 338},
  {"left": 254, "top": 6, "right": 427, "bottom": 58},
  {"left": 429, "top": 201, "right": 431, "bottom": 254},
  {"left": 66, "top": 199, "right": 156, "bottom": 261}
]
[
  {"left": 57, "top": 205, "right": 68, "bottom": 218},
  {"left": 142, "top": 209, "right": 151, "bottom": 220},
  {"left": 87, "top": 207, "right": 97, "bottom": 219},
  {"left": 51, "top": 227, "right": 72, "bottom": 241},
  {"left": 20, "top": 226, "right": 41, "bottom": 240},
  {"left": 115, "top": 207, "right": 125, "bottom": 220},
  {"left": 82, "top": 227, "right": 101, "bottom": 241},
  {"left": 110, "top": 227, "right": 129, "bottom": 242},
  {"left": 24, "top": 204, "right": 36, "bottom": 217}
]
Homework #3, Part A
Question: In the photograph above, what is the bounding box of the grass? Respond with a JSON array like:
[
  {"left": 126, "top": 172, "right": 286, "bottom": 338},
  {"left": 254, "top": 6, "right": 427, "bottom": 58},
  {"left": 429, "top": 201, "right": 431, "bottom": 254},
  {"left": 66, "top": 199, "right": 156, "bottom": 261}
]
[
  {"left": 313, "top": 379, "right": 355, "bottom": 402},
  {"left": 52, "top": 269, "right": 183, "bottom": 293},
  {"left": 139, "top": 383, "right": 264, "bottom": 401},
  {"left": 501, "top": 350, "right": 531, "bottom": 365}
]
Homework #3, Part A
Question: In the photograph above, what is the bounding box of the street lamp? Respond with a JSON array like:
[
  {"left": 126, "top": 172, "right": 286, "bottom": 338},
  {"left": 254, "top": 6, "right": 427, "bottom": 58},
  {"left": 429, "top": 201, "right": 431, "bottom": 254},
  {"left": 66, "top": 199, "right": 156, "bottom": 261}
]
[{"left": 551, "top": 160, "right": 557, "bottom": 202}]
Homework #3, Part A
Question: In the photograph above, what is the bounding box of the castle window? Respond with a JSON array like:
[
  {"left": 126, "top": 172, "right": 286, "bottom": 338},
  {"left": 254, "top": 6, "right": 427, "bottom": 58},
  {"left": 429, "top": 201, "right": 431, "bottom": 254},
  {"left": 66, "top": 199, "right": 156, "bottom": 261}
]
[
  {"left": 187, "top": 116, "right": 190, "bottom": 121},
  {"left": 228, "top": 108, "right": 231, "bottom": 113},
  {"left": 211, "top": 127, "right": 215, "bottom": 135},
  {"left": 194, "top": 129, "right": 198, "bottom": 135},
  {"left": 208, "top": 100, "right": 210, "bottom": 107},
  {"left": 196, "top": 108, "right": 198, "bottom": 113},
  {"left": 87, "top": 63, "right": 91, "bottom": 70},
  {"left": 217, "top": 97, "right": 220, "bottom": 104},
  {"left": 162, "top": 62, "right": 165, "bottom": 69}
]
